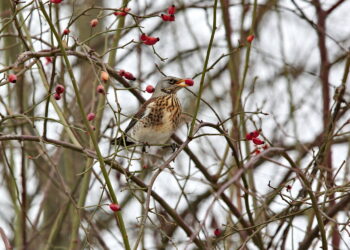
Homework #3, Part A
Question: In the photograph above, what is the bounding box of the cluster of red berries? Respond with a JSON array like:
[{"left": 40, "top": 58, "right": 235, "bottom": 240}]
[
  {"left": 86, "top": 73, "right": 109, "bottom": 123},
  {"left": 89, "top": 8, "right": 131, "bottom": 27},
  {"left": 114, "top": 7, "right": 131, "bottom": 16},
  {"left": 246, "top": 129, "right": 268, "bottom": 155},
  {"left": 8, "top": 74, "right": 17, "bottom": 83},
  {"left": 96, "top": 71, "right": 108, "bottom": 95},
  {"left": 161, "top": 5, "right": 176, "bottom": 22},
  {"left": 139, "top": 5, "right": 177, "bottom": 46},
  {"left": 54, "top": 84, "right": 65, "bottom": 100},
  {"left": 118, "top": 70, "right": 136, "bottom": 80},
  {"left": 140, "top": 34, "right": 160, "bottom": 46}
]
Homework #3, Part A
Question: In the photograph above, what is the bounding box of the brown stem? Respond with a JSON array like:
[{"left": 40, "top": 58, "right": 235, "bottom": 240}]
[{"left": 298, "top": 193, "right": 350, "bottom": 250}]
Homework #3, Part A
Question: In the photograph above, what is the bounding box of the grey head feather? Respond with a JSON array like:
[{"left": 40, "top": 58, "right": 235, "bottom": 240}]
[{"left": 151, "top": 76, "right": 182, "bottom": 98}]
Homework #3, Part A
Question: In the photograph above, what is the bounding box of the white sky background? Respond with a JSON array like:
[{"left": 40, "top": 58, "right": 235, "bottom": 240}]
[{"left": 0, "top": 0, "right": 350, "bottom": 249}]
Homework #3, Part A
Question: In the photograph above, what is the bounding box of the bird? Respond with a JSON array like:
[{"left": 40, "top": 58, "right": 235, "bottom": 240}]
[{"left": 112, "top": 76, "right": 191, "bottom": 147}]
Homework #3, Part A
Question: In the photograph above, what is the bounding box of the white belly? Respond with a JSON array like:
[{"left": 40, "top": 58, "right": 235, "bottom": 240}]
[
  {"left": 129, "top": 126, "right": 173, "bottom": 144},
  {"left": 128, "top": 111, "right": 176, "bottom": 144}
]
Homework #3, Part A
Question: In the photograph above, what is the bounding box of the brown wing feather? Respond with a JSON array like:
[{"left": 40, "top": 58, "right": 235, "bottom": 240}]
[
  {"left": 124, "top": 97, "right": 157, "bottom": 133},
  {"left": 111, "top": 97, "right": 157, "bottom": 146}
]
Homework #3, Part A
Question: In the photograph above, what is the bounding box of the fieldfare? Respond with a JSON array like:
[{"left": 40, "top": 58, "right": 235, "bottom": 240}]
[{"left": 112, "top": 76, "right": 192, "bottom": 147}]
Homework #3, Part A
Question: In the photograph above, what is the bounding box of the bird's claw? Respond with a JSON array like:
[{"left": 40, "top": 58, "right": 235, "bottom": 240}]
[
  {"left": 142, "top": 142, "right": 150, "bottom": 153},
  {"left": 170, "top": 143, "right": 179, "bottom": 152}
]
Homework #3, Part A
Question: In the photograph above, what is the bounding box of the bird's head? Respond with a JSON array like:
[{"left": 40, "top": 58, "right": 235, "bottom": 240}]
[{"left": 152, "top": 76, "right": 189, "bottom": 97}]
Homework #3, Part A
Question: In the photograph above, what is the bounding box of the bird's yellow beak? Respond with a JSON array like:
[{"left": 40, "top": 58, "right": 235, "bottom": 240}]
[{"left": 175, "top": 79, "right": 187, "bottom": 87}]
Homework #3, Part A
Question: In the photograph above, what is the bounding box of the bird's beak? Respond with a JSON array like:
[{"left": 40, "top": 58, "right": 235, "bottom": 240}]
[{"left": 175, "top": 79, "right": 187, "bottom": 87}]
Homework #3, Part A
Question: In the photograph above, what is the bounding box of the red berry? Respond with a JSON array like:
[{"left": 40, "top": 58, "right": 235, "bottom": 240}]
[
  {"left": 63, "top": 28, "right": 70, "bottom": 35},
  {"left": 101, "top": 71, "right": 109, "bottom": 82},
  {"left": 87, "top": 113, "right": 96, "bottom": 121},
  {"left": 8, "top": 74, "right": 17, "bottom": 83},
  {"left": 109, "top": 203, "right": 121, "bottom": 212},
  {"left": 55, "top": 84, "right": 65, "bottom": 94},
  {"left": 169, "top": 15, "right": 175, "bottom": 21},
  {"left": 252, "top": 138, "right": 264, "bottom": 145},
  {"left": 124, "top": 72, "right": 136, "bottom": 81},
  {"left": 247, "top": 35, "right": 255, "bottom": 43},
  {"left": 246, "top": 130, "right": 261, "bottom": 140},
  {"left": 167, "top": 5, "right": 176, "bottom": 15},
  {"left": 161, "top": 14, "right": 171, "bottom": 21},
  {"left": 114, "top": 11, "right": 125, "bottom": 16},
  {"left": 140, "top": 33, "right": 148, "bottom": 41},
  {"left": 251, "top": 129, "right": 261, "bottom": 138},
  {"left": 54, "top": 93, "right": 61, "bottom": 100},
  {"left": 45, "top": 57, "right": 52, "bottom": 65},
  {"left": 143, "top": 36, "right": 159, "bottom": 46},
  {"left": 118, "top": 70, "right": 136, "bottom": 80},
  {"left": 262, "top": 144, "right": 269, "bottom": 150},
  {"left": 286, "top": 185, "right": 292, "bottom": 191},
  {"left": 214, "top": 228, "right": 221, "bottom": 237},
  {"left": 96, "top": 84, "right": 105, "bottom": 94},
  {"left": 184, "top": 79, "right": 194, "bottom": 86},
  {"left": 254, "top": 148, "right": 261, "bottom": 155},
  {"left": 118, "top": 69, "right": 126, "bottom": 77},
  {"left": 145, "top": 85, "right": 155, "bottom": 93},
  {"left": 114, "top": 8, "right": 130, "bottom": 16},
  {"left": 90, "top": 18, "right": 98, "bottom": 27},
  {"left": 246, "top": 133, "right": 254, "bottom": 140},
  {"left": 50, "top": 0, "right": 63, "bottom": 3}
]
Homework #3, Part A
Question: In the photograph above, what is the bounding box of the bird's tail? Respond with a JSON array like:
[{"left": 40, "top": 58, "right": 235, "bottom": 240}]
[{"left": 111, "top": 136, "right": 134, "bottom": 146}]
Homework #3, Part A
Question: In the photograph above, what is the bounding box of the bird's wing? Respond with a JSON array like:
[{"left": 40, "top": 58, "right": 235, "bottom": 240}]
[{"left": 124, "top": 97, "right": 157, "bottom": 133}]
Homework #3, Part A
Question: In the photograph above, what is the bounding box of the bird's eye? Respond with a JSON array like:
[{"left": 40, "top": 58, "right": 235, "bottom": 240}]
[{"left": 169, "top": 79, "right": 177, "bottom": 85}]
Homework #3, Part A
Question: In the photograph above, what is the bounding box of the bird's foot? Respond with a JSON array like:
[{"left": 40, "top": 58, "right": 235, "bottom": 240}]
[
  {"left": 142, "top": 142, "right": 150, "bottom": 153},
  {"left": 170, "top": 143, "right": 179, "bottom": 152}
]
